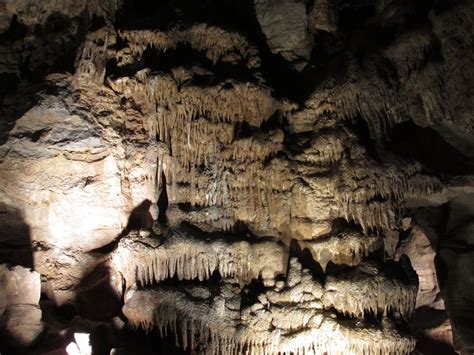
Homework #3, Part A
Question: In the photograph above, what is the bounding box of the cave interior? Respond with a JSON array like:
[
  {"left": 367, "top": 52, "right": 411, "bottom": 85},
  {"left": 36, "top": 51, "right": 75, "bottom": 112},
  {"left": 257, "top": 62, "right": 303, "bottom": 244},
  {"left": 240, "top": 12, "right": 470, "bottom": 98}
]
[{"left": 0, "top": 0, "right": 473, "bottom": 354}]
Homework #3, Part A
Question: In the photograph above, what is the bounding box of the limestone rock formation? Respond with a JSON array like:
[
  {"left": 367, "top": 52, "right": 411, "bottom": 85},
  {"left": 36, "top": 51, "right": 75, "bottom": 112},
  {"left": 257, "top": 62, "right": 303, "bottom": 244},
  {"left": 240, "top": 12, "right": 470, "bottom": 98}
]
[
  {"left": 299, "top": 230, "right": 381, "bottom": 271},
  {"left": 111, "top": 231, "right": 288, "bottom": 288},
  {"left": 395, "top": 226, "right": 443, "bottom": 310},
  {"left": 254, "top": 0, "right": 313, "bottom": 70},
  {"left": 0, "top": 0, "right": 473, "bottom": 354},
  {"left": 123, "top": 258, "right": 417, "bottom": 355},
  {"left": 0, "top": 265, "right": 43, "bottom": 347},
  {"left": 309, "top": 0, "right": 338, "bottom": 32}
]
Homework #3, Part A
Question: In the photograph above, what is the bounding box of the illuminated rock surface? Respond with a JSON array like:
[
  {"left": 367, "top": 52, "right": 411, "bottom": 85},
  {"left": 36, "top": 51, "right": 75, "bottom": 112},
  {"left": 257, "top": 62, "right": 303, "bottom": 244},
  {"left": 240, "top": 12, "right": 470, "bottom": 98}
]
[
  {"left": 0, "top": 0, "right": 473, "bottom": 354},
  {"left": 0, "top": 265, "right": 43, "bottom": 347},
  {"left": 123, "top": 259, "right": 417, "bottom": 354},
  {"left": 111, "top": 231, "right": 288, "bottom": 287}
]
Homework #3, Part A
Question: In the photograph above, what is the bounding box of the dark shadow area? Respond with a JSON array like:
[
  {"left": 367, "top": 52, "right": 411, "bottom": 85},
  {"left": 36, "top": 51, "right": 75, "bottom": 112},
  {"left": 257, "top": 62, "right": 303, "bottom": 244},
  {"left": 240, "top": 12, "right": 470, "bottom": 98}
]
[
  {"left": 414, "top": 307, "right": 456, "bottom": 354},
  {"left": 176, "top": 220, "right": 272, "bottom": 246},
  {"left": 0, "top": 203, "right": 34, "bottom": 269},
  {"left": 351, "top": 118, "right": 381, "bottom": 161},
  {"left": 0, "top": 73, "right": 20, "bottom": 105},
  {"left": 75, "top": 263, "right": 122, "bottom": 322},
  {"left": 384, "top": 255, "right": 419, "bottom": 286},
  {"left": 0, "top": 15, "right": 28, "bottom": 42},
  {"left": 124, "top": 199, "right": 154, "bottom": 233},
  {"left": 76, "top": 199, "right": 153, "bottom": 320},
  {"left": 0, "top": 207, "right": 37, "bottom": 355},
  {"left": 411, "top": 204, "right": 449, "bottom": 249},
  {"left": 72, "top": 199, "right": 163, "bottom": 354},
  {"left": 415, "top": 306, "right": 449, "bottom": 330},
  {"left": 435, "top": 194, "right": 474, "bottom": 353},
  {"left": 108, "top": 327, "right": 190, "bottom": 355},
  {"left": 157, "top": 173, "right": 169, "bottom": 225},
  {"left": 329, "top": 217, "right": 363, "bottom": 235},
  {"left": 409, "top": 195, "right": 473, "bottom": 353},
  {"left": 0, "top": 86, "right": 40, "bottom": 145},
  {"left": 240, "top": 278, "right": 266, "bottom": 309},
  {"left": 416, "top": 334, "right": 457, "bottom": 355},
  {"left": 289, "top": 239, "right": 325, "bottom": 281},
  {"left": 116, "top": 0, "right": 177, "bottom": 30},
  {"left": 88, "top": 199, "right": 155, "bottom": 256},
  {"left": 72, "top": 203, "right": 156, "bottom": 314},
  {"left": 388, "top": 121, "right": 474, "bottom": 175}
]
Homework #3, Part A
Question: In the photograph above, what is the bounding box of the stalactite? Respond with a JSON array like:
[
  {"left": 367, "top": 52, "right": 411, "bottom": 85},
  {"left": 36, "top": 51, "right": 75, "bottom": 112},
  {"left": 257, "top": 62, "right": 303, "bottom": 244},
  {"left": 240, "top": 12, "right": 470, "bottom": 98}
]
[
  {"left": 149, "top": 74, "right": 278, "bottom": 134},
  {"left": 74, "top": 29, "right": 115, "bottom": 85},
  {"left": 123, "top": 279, "right": 416, "bottom": 355},
  {"left": 322, "top": 262, "right": 418, "bottom": 320},
  {"left": 383, "top": 28, "right": 434, "bottom": 77},
  {"left": 299, "top": 231, "right": 382, "bottom": 271},
  {"left": 334, "top": 158, "right": 442, "bottom": 231},
  {"left": 8, "top": 1, "right": 471, "bottom": 353},
  {"left": 295, "top": 132, "right": 345, "bottom": 166},
  {"left": 110, "top": 231, "right": 288, "bottom": 288},
  {"left": 121, "top": 255, "right": 417, "bottom": 354},
  {"left": 119, "top": 24, "right": 260, "bottom": 70}
]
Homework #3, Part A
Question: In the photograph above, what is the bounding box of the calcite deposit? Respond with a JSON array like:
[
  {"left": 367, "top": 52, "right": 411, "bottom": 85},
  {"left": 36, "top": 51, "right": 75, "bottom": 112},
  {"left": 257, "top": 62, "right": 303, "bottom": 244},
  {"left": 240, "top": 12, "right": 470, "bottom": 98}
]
[
  {"left": 0, "top": 0, "right": 473, "bottom": 354},
  {"left": 123, "top": 259, "right": 417, "bottom": 355},
  {"left": 111, "top": 231, "right": 288, "bottom": 287}
]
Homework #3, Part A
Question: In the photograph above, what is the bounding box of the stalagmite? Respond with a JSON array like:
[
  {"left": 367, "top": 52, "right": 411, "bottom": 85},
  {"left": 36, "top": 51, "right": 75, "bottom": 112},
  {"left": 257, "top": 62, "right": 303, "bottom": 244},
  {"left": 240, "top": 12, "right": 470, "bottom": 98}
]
[{"left": 0, "top": 265, "right": 44, "bottom": 347}]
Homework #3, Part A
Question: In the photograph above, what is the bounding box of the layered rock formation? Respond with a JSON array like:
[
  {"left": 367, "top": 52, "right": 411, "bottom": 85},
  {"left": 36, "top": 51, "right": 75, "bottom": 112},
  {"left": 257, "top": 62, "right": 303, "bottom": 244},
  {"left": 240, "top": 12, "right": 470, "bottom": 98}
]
[{"left": 0, "top": 0, "right": 473, "bottom": 354}]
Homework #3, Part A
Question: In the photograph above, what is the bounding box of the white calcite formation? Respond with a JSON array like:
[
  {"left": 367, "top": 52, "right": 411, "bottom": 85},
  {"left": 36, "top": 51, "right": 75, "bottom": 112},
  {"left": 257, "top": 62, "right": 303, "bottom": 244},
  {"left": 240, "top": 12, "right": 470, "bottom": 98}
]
[
  {"left": 123, "top": 259, "right": 416, "bottom": 354},
  {"left": 111, "top": 231, "right": 289, "bottom": 288},
  {"left": 67, "top": 27, "right": 444, "bottom": 241},
  {"left": 322, "top": 262, "right": 418, "bottom": 320},
  {"left": 299, "top": 230, "right": 382, "bottom": 271}
]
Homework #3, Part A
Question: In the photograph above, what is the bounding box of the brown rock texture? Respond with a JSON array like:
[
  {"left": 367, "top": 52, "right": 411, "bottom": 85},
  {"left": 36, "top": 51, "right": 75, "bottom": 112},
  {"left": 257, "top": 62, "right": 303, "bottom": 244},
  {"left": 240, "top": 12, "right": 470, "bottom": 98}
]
[
  {"left": 395, "top": 226, "right": 442, "bottom": 309},
  {"left": 0, "top": 265, "right": 43, "bottom": 347},
  {"left": 254, "top": 0, "right": 313, "bottom": 69}
]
